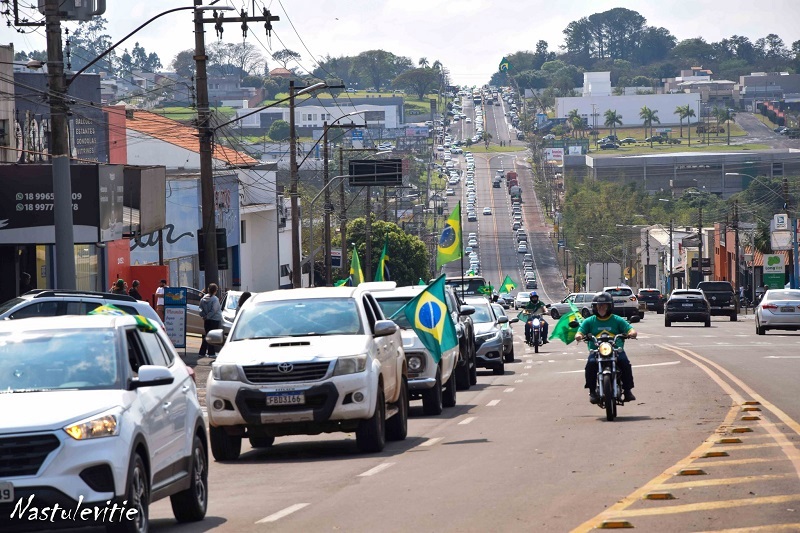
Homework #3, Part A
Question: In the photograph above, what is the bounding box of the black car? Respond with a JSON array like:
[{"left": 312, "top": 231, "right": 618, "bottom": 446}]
[
  {"left": 664, "top": 290, "right": 711, "bottom": 327},
  {"left": 599, "top": 142, "right": 619, "bottom": 149},
  {"left": 637, "top": 288, "right": 664, "bottom": 314},
  {"left": 697, "top": 281, "right": 737, "bottom": 321}
]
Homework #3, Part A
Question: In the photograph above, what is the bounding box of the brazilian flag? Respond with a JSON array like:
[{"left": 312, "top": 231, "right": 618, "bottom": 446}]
[
  {"left": 499, "top": 57, "right": 511, "bottom": 72},
  {"left": 477, "top": 284, "right": 494, "bottom": 296},
  {"left": 374, "top": 236, "right": 390, "bottom": 281},
  {"left": 350, "top": 246, "right": 364, "bottom": 285},
  {"left": 436, "top": 202, "right": 462, "bottom": 269},
  {"left": 549, "top": 301, "right": 585, "bottom": 345},
  {"left": 403, "top": 274, "right": 457, "bottom": 363},
  {"left": 89, "top": 305, "right": 157, "bottom": 332},
  {"left": 500, "top": 275, "right": 517, "bottom": 294}
]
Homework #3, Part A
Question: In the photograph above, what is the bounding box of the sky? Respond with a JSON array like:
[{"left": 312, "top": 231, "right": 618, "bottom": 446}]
[{"left": 4, "top": 0, "right": 800, "bottom": 86}]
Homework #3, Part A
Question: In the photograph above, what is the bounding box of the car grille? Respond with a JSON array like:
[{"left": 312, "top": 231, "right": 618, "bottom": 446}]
[
  {"left": 0, "top": 434, "right": 60, "bottom": 477},
  {"left": 242, "top": 362, "right": 331, "bottom": 383}
]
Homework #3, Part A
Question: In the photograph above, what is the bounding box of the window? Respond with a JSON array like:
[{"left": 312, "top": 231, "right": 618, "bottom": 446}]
[
  {"left": 125, "top": 329, "right": 149, "bottom": 375},
  {"left": 138, "top": 330, "right": 170, "bottom": 367},
  {"left": 9, "top": 301, "right": 59, "bottom": 319},
  {"left": 362, "top": 297, "right": 377, "bottom": 330}
]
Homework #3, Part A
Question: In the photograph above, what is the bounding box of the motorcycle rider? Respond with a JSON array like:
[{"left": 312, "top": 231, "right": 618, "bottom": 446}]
[
  {"left": 574, "top": 292, "right": 637, "bottom": 404},
  {"left": 524, "top": 291, "right": 549, "bottom": 344}
]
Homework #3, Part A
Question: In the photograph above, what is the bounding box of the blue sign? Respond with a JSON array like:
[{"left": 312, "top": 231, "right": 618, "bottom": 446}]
[
  {"left": 352, "top": 130, "right": 364, "bottom": 140},
  {"left": 163, "top": 287, "right": 187, "bottom": 348}
]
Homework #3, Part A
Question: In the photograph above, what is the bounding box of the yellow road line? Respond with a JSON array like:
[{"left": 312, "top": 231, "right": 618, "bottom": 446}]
[
  {"left": 659, "top": 473, "right": 793, "bottom": 489},
  {"left": 708, "top": 442, "right": 782, "bottom": 452},
  {"left": 612, "top": 494, "right": 800, "bottom": 517},
  {"left": 690, "top": 456, "right": 789, "bottom": 467},
  {"left": 696, "top": 523, "right": 800, "bottom": 532}
]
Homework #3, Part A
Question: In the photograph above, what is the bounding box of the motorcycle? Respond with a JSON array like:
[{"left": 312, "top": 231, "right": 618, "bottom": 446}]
[
  {"left": 582, "top": 332, "right": 634, "bottom": 421},
  {"left": 525, "top": 315, "right": 545, "bottom": 353}
]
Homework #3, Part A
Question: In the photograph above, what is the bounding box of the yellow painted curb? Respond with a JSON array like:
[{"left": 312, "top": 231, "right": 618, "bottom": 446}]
[
  {"left": 741, "top": 415, "right": 761, "bottom": 421},
  {"left": 743, "top": 401, "right": 761, "bottom": 405},
  {"left": 742, "top": 407, "right": 761, "bottom": 412}
]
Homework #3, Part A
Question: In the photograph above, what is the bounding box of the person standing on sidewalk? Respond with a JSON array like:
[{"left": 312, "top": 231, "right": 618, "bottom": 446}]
[
  {"left": 155, "top": 279, "right": 166, "bottom": 321},
  {"left": 198, "top": 283, "right": 222, "bottom": 358}
]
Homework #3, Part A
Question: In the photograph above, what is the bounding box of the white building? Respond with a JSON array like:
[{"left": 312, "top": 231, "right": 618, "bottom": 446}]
[{"left": 556, "top": 72, "right": 701, "bottom": 128}]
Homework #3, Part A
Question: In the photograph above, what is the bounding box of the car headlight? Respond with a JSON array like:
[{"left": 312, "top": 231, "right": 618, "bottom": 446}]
[
  {"left": 212, "top": 364, "right": 242, "bottom": 382},
  {"left": 477, "top": 330, "right": 500, "bottom": 341},
  {"left": 64, "top": 411, "right": 120, "bottom": 440},
  {"left": 333, "top": 354, "right": 368, "bottom": 376},
  {"left": 406, "top": 354, "right": 426, "bottom": 372}
]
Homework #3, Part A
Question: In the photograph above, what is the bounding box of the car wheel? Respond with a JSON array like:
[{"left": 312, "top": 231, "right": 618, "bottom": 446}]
[
  {"left": 756, "top": 320, "right": 765, "bottom": 335},
  {"left": 550, "top": 309, "right": 560, "bottom": 319},
  {"left": 705, "top": 318, "right": 711, "bottom": 327},
  {"left": 170, "top": 435, "right": 208, "bottom": 523},
  {"left": 209, "top": 425, "right": 242, "bottom": 461},
  {"left": 248, "top": 436, "right": 275, "bottom": 448},
  {"left": 469, "top": 354, "right": 478, "bottom": 385},
  {"left": 630, "top": 314, "right": 640, "bottom": 323},
  {"left": 386, "top": 377, "right": 408, "bottom": 441},
  {"left": 730, "top": 313, "right": 737, "bottom": 322},
  {"left": 504, "top": 344, "right": 515, "bottom": 363},
  {"left": 356, "top": 385, "right": 386, "bottom": 453},
  {"left": 665, "top": 318, "right": 671, "bottom": 327},
  {"left": 108, "top": 454, "right": 148, "bottom": 533},
  {"left": 422, "top": 368, "right": 444, "bottom": 415},
  {"left": 493, "top": 359, "right": 505, "bottom": 375},
  {"left": 442, "top": 367, "right": 457, "bottom": 408}
]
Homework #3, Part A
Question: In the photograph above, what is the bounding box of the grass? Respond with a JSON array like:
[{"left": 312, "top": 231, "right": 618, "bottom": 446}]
[
  {"left": 467, "top": 144, "right": 528, "bottom": 153},
  {"left": 753, "top": 114, "right": 779, "bottom": 129},
  {"left": 589, "top": 142, "right": 771, "bottom": 156},
  {"left": 154, "top": 106, "right": 237, "bottom": 121}
]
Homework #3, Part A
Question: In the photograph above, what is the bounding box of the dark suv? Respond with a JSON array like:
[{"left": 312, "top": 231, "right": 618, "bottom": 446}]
[
  {"left": 637, "top": 288, "right": 664, "bottom": 314},
  {"left": 697, "top": 281, "right": 738, "bottom": 321}
]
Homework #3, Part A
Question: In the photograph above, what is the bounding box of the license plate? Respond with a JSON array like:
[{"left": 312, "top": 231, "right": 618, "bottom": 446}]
[
  {"left": 0, "top": 481, "right": 13, "bottom": 503},
  {"left": 614, "top": 300, "right": 624, "bottom": 304},
  {"left": 682, "top": 303, "right": 694, "bottom": 307},
  {"left": 780, "top": 306, "right": 795, "bottom": 312},
  {"left": 266, "top": 392, "right": 305, "bottom": 406}
]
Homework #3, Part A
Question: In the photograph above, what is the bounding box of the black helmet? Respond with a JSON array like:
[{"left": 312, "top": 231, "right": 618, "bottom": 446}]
[{"left": 592, "top": 292, "right": 614, "bottom": 316}]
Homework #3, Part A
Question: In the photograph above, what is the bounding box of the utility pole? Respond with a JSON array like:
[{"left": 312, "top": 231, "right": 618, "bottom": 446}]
[
  {"left": 44, "top": 0, "right": 76, "bottom": 289},
  {"left": 669, "top": 219, "right": 674, "bottom": 293},
  {"left": 698, "top": 207, "right": 703, "bottom": 286},
  {"left": 365, "top": 186, "right": 372, "bottom": 281},
  {"left": 289, "top": 80, "right": 300, "bottom": 287},
  {"left": 339, "top": 147, "right": 348, "bottom": 280},
  {"left": 734, "top": 201, "right": 741, "bottom": 309},
  {"left": 645, "top": 229, "right": 650, "bottom": 287}
]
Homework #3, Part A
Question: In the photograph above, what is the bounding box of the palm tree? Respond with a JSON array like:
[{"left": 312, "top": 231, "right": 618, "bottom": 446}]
[
  {"left": 674, "top": 105, "right": 689, "bottom": 138},
  {"left": 431, "top": 60, "right": 442, "bottom": 71},
  {"left": 567, "top": 109, "right": 580, "bottom": 138},
  {"left": 639, "top": 106, "right": 660, "bottom": 147},
  {"left": 571, "top": 116, "right": 585, "bottom": 138},
  {"left": 603, "top": 109, "right": 623, "bottom": 138},
  {"left": 418, "top": 57, "right": 429, "bottom": 68},
  {"left": 686, "top": 107, "right": 696, "bottom": 146},
  {"left": 715, "top": 107, "right": 736, "bottom": 145},
  {"left": 482, "top": 131, "right": 493, "bottom": 148}
]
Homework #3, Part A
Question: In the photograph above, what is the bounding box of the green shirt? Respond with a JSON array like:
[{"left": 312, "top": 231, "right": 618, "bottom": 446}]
[
  {"left": 525, "top": 300, "right": 547, "bottom": 315},
  {"left": 578, "top": 314, "right": 633, "bottom": 350}
]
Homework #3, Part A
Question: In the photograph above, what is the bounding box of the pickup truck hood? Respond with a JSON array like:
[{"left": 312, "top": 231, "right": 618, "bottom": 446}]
[
  {"left": 218, "top": 335, "right": 374, "bottom": 364},
  {"left": 0, "top": 390, "right": 130, "bottom": 434},
  {"left": 398, "top": 329, "right": 427, "bottom": 352}
]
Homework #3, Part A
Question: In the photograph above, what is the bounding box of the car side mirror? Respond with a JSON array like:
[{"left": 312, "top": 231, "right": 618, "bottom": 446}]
[
  {"left": 206, "top": 329, "right": 225, "bottom": 346},
  {"left": 128, "top": 365, "right": 174, "bottom": 390},
  {"left": 509, "top": 317, "right": 519, "bottom": 324},
  {"left": 460, "top": 305, "right": 475, "bottom": 316},
  {"left": 374, "top": 320, "right": 398, "bottom": 337},
  {"left": 497, "top": 315, "right": 509, "bottom": 324}
]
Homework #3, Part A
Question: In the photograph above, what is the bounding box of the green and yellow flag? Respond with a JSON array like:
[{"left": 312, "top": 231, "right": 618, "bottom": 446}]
[
  {"left": 477, "top": 284, "right": 494, "bottom": 296},
  {"left": 436, "top": 202, "right": 462, "bottom": 269},
  {"left": 334, "top": 279, "right": 349, "bottom": 287},
  {"left": 417, "top": 278, "right": 427, "bottom": 286},
  {"left": 374, "top": 236, "right": 390, "bottom": 281},
  {"left": 500, "top": 275, "right": 517, "bottom": 294},
  {"left": 402, "top": 274, "right": 457, "bottom": 363},
  {"left": 350, "top": 246, "right": 364, "bottom": 286},
  {"left": 549, "top": 301, "right": 585, "bottom": 345},
  {"left": 499, "top": 57, "right": 510, "bottom": 72}
]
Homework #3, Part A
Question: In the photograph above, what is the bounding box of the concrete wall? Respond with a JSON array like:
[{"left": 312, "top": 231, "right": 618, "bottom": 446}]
[{"left": 556, "top": 93, "right": 701, "bottom": 127}]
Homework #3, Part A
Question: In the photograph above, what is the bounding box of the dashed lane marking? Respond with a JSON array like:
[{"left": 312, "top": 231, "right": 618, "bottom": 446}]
[
  {"left": 515, "top": 379, "right": 524, "bottom": 383},
  {"left": 524, "top": 365, "right": 532, "bottom": 369},
  {"left": 418, "top": 437, "right": 443, "bottom": 447},
  {"left": 487, "top": 399, "right": 501, "bottom": 406},
  {"left": 358, "top": 463, "right": 395, "bottom": 477},
  {"left": 504, "top": 387, "right": 515, "bottom": 392},
  {"left": 256, "top": 503, "right": 310, "bottom": 524},
  {"left": 458, "top": 417, "right": 476, "bottom": 425}
]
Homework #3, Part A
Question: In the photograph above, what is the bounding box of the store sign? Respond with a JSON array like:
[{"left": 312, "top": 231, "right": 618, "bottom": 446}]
[
  {"left": 763, "top": 254, "right": 785, "bottom": 290},
  {"left": 163, "top": 287, "right": 187, "bottom": 349}
]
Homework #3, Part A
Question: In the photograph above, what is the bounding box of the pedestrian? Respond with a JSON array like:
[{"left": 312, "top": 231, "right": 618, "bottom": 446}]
[
  {"left": 128, "top": 280, "right": 143, "bottom": 301},
  {"left": 198, "top": 283, "right": 222, "bottom": 358},
  {"left": 110, "top": 279, "right": 126, "bottom": 295},
  {"left": 155, "top": 279, "right": 166, "bottom": 321},
  {"left": 236, "top": 291, "right": 252, "bottom": 316},
  {"left": 19, "top": 272, "right": 33, "bottom": 295}
]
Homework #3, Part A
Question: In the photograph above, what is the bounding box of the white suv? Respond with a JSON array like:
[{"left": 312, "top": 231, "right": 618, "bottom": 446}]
[
  {"left": 369, "top": 283, "right": 460, "bottom": 416},
  {"left": 205, "top": 286, "right": 408, "bottom": 459},
  {"left": 602, "top": 285, "right": 640, "bottom": 322},
  {"left": 0, "top": 315, "right": 207, "bottom": 532}
]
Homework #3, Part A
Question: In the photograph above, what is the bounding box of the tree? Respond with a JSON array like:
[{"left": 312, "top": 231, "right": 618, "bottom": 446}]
[
  {"left": 715, "top": 107, "right": 736, "bottom": 145},
  {"left": 268, "top": 120, "right": 291, "bottom": 141},
  {"left": 272, "top": 49, "right": 301, "bottom": 69},
  {"left": 639, "top": 106, "right": 660, "bottom": 146},
  {"left": 342, "top": 219, "right": 430, "bottom": 285},
  {"left": 15, "top": 50, "right": 47, "bottom": 62},
  {"left": 482, "top": 131, "right": 493, "bottom": 148},
  {"left": 567, "top": 109, "right": 581, "bottom": 138},
  {"left": 603, "top": 109, "right": 623, "bottom": 138},
  {"left": 392, "top": 68, "right": 439, "bottom": 99},
  {"left": 69, "top": 17, "right": 116, "bottom": 74},
  {"left": 171, "top": 50, "right": 195, "bottom": 80},
  {"left": 685, "top": 107, "right": 696, "bottom": 146},
  {"left": 418, "top": 57, "right": 429, "bottom": 68},
  {"left": 355, "top": 50, "right": 413, "bottom": 92},
  {"left": 674, "top": 105, "right": 688, "bottom": 137}
]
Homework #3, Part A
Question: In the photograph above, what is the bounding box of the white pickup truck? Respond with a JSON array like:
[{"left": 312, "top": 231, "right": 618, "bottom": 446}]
[{"left": 205, "top": 286, "right": 408, "bottom": 460}]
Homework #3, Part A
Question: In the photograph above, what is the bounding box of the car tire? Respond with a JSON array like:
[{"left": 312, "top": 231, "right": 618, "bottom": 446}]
[
  {"left": 442, "top": 368, "right": 457, "bottom": 408},
  {"left": 108, "top": 454, "right": 148, "bottom": 533},
  {"left": 730, "top": 313, "right": 737, "bottom": 322},
  {"left": 386, "top": 378, "right": 408, "bottom": 441},
  {"left": 356, "top": 385, "right": 386, "bottom": 453},
  {"left": 550, "top": 309, "right": 561, "bottom": 320},
  {"left": 170, "top": 435, "right": 208, "bottom": 523},
  {"left": 422, "top": 368, "right": 444, "bottom": 415},
  {"left": 469, "top": 354, "right": 478, "bottom": 385},
  {"left": 665, "top": 318, "right": 671, "bottom": 327},
  {"left": 493, "top": 360, "right": 505, "bottom": 375},
  {"left": 209, "top": 425, "right": 242, "bottom": 461},
  {"left": 705, "top": 318, "right": 711, "bottom": 327},
  {"left": 504, "top": 345, "right": 515, "bottom": 363},
  {"left": 455, "top": 354, "right": 470, "bottom": 391},
  {"left": 756, "top": 320, "right": 766, "bottom": 335},
  {"left": 248, "top": 436, "right": 275, "bottom": 448}
]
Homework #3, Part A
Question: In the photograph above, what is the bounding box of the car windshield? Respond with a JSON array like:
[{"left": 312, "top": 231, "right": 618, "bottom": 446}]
[
  {"left": 470, "top": 302, "right": 495, "bottom": 323},
  {"left": 231, "top": 298, "right": 363, "bottom": 340},
  {"left": 223, "top": 292, "right": 241, "bottom": 311},
  {"left": 606, "top": 288, "right": 633, "bottom": 297},
  {"left": 765, "top": 290, "right": 800, "bottom": 301},
  {"left": 375, "top": 297, "right": 413, "bottom": 329},
  {"left": 0, "top": 329, "right": 120, "bottom": 392}
]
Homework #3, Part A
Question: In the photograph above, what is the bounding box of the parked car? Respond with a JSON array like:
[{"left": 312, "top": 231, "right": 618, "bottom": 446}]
[
  {"left": 0, "top": 315, "right": 208, "bottom": 531},
  {"left": 370, "top": 283, "right": 460, "bottom": 415},
  {"left": 619, "top": 137, "right": 637, "bottom": 144},
  {"left": 637, "top": 288, "right": 665, "bottom": 314},
  {"left": 443, "top": 284, "right": 478, "bottom": 390},
  {"left": 549, "top": 292, "right": 597, "bottom": 319},
  {"left": 492, "top": 303, "right": 519, "bottom": 363},
  {"left": 664, "top": 289, "right": 711, "bottom": 327},
  {"left": 599, "top": 142, "right": 619, "bottom": 150},
  {"left": 0, "top": 289, "right": 164, "bottom": 329},
  {"left": 204, "top": 286, "right": 408, "bottom": 459},
  {"left": 755, "top": 289, "right": 800, "bottom": 334},
  {"left": 464, "top": 297, "right": 508, "bottom": 375}
]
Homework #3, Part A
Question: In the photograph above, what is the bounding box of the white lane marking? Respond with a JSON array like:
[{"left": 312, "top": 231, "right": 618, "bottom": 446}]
[
  {"left": 256, "top": 503, "right": 310, "bottom": 523},
  {"left": 548, "top": 360, "right": 556, "bottom": 363},
  {"left": 419, "top": 437, "right": 443, "bottom": 447},
  {"left": 522, "top": 372, "right": 529, "bottom": 376},
  {"left": 515, "top": 379, "right": 524, "bottom": 383},
  {"left": 525, "top": 365, "right": 532, "bottom": 369},
  {"left": 765, "top": 355, "right": 800, "bottom": 359},
  {"left": 504, "top": 387, "right": 515, "bottom": 392},
  {"left": 487, "top": 399, "right": 501, "bottom": 406},
  {"left": 358, "top": 463, "right": 395, "bottom": 477},
  {"left": 459, "top": 417, "right": 476, "bottom": 425}
]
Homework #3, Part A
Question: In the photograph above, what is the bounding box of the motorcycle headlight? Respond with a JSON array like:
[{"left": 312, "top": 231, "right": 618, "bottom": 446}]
[
  {"left": 598, "top": 343, "right": 613, "bottom": 357},
  {"left": 64, "top": 411, "right": 120, "bottom": 440},
  {"left": 212, "top": 364, "right": 242, "bottom": 382},
  {"left": 333, "top": 354, "right": 368, "bottom": 376}
]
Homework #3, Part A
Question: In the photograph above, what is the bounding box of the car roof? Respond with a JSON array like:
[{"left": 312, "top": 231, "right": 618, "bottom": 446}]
[
  {"left": 251, "top": 287, "right": 360, "bottom": 303},
  {"left": 0, "top": 314, "right": 138, "bottom": 333},
  {"left": 365, "top": 283, "right": 427, "bottom": 298}
]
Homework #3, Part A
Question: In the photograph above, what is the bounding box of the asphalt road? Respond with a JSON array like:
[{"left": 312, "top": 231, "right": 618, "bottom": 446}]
[{"left": 153, "top": 108, "right": 800, "bottom": 532}]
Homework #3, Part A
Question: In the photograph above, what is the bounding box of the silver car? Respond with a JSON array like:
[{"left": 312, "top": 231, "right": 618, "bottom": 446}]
[
  {"left": 492, "top": 303, "right": 519, "bottom": 363},
  {"left": 755, "top": 289, "right": 800, "bottom": 335},
  {"left": 465, "top": 297, "right": 508, "bottom": 375}
]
